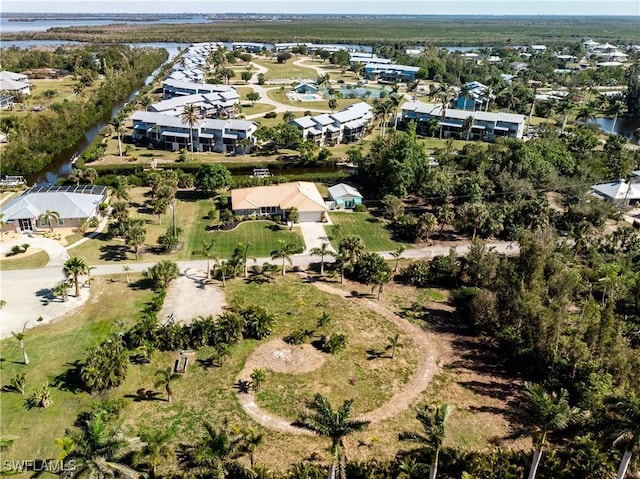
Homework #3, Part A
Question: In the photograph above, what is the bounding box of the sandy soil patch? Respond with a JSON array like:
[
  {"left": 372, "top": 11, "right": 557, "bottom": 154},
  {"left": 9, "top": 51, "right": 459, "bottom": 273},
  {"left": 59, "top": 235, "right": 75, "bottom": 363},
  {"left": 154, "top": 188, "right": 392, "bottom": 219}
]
[
  {"left": 158, "top": 268, "right": 226, "bottom": 325},
  {"left": 243, "top": 338, "right": 325, "bottom": 375}
]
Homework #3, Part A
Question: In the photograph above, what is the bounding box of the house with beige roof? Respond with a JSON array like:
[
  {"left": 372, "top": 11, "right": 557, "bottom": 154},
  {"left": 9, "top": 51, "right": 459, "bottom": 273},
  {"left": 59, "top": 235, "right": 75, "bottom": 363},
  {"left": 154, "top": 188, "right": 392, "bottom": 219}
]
[{"left": 231, "top": 182, "right": 328, "bottom": 222}]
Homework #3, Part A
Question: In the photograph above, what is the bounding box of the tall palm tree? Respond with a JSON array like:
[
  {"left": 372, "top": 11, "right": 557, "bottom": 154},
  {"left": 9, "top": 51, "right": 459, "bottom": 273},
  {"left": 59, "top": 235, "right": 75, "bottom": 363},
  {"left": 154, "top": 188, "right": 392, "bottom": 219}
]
[
  {"left": 154, "top": 367, "right": 181, "bottom": 403},
  {"left": 180, "top": 104, "right": 199, "bottom": 161},
  {"left": 517, "top": 383, "right": 581, "bottom": 479},
  {"left": 133, "top": 429, "right": 173, "bottom": 478},
  {"left": 295, "top": 394, "right": 370, "bottom": 479},
  {"left": 122, "top": 264, "right": 132, "bottom": 284},
  {"left": 399, "top": 404, "right": 450, "bottom": 479},
  {"left": 110, "top": 114, "right": 125, "bottom": 158},
  {"left": 196, "top": 240, "right": 216, "bottom": 279},
  {"left": 462, "top": 115, "right": 475, "bottom": 141},
  {"left": 62, "top": 411, "right": 140, "bottom": 478},
  {"left": 11, "top": 324, "right": 29, "bottom": 365},
  {"left": 338, "top": 235, "right": 365, "bottom": 264},
  {"left": 64, "top": 256, "right": 88, "bottom": 297},
  {"left": 271, "top": 240, "right": 295, "bottom": 276},
  {"left": 38, "top": 209, "right": 60, "bottom": 233},
  {"left": 178, "top": 421, "right": 249, "bottom": 478},
  {"left": 556, "top": 99, "right": 574, "bottom": 134},
  {"left": 310, "top": 243, "right": 334, "bottom": 275},
  {"left": 606, "top": 394, "right": 640, "bottom": 479},
  {"left": 233, "top": 242, "right": 255, "bottom": 278},
  {"left": 607, "top": 100, "right": 625, "bottom": 135},
  {"left": 386, "top": 333, "right": 404, "bottom": 359},
  {"left": 576, "top": 103, "right": 597, "bottom": 124}
]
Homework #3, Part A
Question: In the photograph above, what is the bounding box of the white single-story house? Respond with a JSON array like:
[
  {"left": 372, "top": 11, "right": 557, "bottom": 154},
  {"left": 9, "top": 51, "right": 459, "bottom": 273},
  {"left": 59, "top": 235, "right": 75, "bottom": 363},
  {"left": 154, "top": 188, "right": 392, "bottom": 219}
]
[
  {"left": 327, "top": 183, "right": 363, "bottom": 210},
  {"left": 231, "top": 182, "right": 328, "bottom": 222},
  {"left": 0, "top": 185, "right": 107, "bottom": 233},
  {"left": 591, "top": 180, "right": 640, "bottom": 206}
]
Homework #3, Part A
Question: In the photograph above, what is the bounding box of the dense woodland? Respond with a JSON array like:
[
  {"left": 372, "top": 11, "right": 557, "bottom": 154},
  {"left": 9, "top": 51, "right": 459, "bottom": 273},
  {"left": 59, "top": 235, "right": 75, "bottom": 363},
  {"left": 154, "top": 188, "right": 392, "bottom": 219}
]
[{"left": 0, "top": 45, "right": 168, "bottom": 175}]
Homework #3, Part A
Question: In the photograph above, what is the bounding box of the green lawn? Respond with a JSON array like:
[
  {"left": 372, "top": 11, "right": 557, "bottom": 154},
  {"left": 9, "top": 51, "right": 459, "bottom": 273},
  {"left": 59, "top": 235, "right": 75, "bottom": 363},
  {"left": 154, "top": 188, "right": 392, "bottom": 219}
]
[
  {"left": 0, "top": 276, "right": 153, "bottom": 468},
  {"left": 327, "top": 212, "right": 411, "bottom": 252},
  {"left": 0, "top": 250, "right": 49, "bottom": 270},
  {"left": 188, "top": 216, "right": 305, "bottom": 259},
  {"left": 252, "top": 58, "right": 317, "bottom": 81}
]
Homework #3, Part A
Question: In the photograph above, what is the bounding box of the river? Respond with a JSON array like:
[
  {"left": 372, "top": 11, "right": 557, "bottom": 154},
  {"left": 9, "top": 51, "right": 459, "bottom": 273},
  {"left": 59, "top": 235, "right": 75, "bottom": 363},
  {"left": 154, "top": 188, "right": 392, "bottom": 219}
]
[{"left": 23, "top": 43, "right": 189, "bottom": 185}]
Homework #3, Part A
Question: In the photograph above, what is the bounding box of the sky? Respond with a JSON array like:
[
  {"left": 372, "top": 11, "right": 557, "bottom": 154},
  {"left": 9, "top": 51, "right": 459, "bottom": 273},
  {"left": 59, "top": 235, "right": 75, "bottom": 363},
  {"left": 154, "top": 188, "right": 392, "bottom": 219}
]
[{"left": 2, "top": 0, "right": 639, "bottom": 16}]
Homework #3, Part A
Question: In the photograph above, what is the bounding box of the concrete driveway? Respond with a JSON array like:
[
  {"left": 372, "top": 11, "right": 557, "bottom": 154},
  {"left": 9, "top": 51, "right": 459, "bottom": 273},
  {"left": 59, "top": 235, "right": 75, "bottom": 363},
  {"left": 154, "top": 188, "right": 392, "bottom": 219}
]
[
  {"left": 297, "top": 222, "right": 334, "bottom": 253},
  {"left": 0, "top": 234, "right": 89, "bottom": 339}
]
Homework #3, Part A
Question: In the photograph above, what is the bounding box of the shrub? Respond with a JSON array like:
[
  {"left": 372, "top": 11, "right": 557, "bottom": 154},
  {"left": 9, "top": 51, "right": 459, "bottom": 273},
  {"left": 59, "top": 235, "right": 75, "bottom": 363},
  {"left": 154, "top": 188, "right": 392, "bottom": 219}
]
[
  {"left": 8, "top": 245, "right": 22, "bottom": 257},
  {"left": 25, "top": 384, "right": 53, "bottom": 409},
  {"left": 285, "top": 328, "right": 312, "bottom": 345},
  {"left": 8, "top": 373, "right": 27, "bottom": 395},
  {"left": 88, "top": 217, "right": 100, "bottom": 228},
  {"left": 353, "top": 203, "right": 367, "bottom": 212},
  {"left": 207, "top": 209, "right": 220, "bottom": 221},
  {"left": 321, "top": 333, "right": 348, "bottom": 354},
  {"left": 264, "top": 111, "right": 277, "bottom": 119},
  {"left": 220, "top": 209, "right": 234, "bottom": 222}
]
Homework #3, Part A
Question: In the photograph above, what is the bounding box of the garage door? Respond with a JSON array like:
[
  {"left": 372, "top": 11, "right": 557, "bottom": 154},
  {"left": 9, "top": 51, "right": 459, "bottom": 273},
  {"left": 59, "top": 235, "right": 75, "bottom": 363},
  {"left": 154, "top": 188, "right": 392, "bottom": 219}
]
[{"left": 298, "top": 211, "right": 323, "bottom": 223}]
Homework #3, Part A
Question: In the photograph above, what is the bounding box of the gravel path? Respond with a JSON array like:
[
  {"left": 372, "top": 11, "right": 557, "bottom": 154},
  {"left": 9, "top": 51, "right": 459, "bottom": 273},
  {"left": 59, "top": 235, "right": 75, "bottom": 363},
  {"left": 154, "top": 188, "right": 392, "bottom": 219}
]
[{"left": 234, "top": 276, "right": 438, "bottom": 433}]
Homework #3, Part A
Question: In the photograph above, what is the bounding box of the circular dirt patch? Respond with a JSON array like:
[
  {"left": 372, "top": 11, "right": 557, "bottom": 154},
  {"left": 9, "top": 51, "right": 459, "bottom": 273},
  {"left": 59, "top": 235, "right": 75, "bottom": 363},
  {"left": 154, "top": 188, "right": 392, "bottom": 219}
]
[{"left": 243, "top": 339, "right": 325, "bottom": 374}]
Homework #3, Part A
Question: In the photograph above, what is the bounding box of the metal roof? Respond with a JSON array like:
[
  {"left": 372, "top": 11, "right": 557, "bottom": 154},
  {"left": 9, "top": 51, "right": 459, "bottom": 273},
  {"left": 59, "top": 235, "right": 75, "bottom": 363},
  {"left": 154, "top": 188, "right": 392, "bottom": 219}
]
[
  {"left": 328, "top": 183, "right": 363, "bottom": 199},
  {"left": 1, "top": 185, "right": 107, "bottom": 221}
]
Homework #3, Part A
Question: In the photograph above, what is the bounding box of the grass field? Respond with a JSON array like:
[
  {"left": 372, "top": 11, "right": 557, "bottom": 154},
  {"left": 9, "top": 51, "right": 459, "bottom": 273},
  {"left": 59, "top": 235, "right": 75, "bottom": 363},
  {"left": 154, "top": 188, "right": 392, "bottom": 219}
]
[
  {"left": 0, "top": 276, "right": 153, "bottom": 467},
  {"left": 327, "top": 212, "right": 410, "bottom": 252},
  {"left": 252, "top": 58, "right": 317, "bottom": 81},
  {"left": 266, "top": 88, "right": 363, "bottom": 112},
  {"left": 0, "top": 250, "right": 49, "bottom": 270}
]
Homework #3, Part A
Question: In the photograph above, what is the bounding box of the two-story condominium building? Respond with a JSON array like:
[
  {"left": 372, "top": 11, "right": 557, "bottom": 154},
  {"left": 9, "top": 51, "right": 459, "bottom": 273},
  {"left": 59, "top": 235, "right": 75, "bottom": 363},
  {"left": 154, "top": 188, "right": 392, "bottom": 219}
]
[
  {"left": 131, "top": 111, "right": 257, "bottom": 154},
  {"left": 400, "top": 101, "right": 526, "bottom": 141},
  {"left": 289, "top": 102, "right": 373, "bottom": 146},
  {"left": 0, "top": 71, "right": 31, "bottom": 96},
  {"left": 454, "top": 81, "right": 494, "bottom": 111},
  {"left": 163, "top": 79, "right": 236, "bottom": 99},
  {"left": 149, "top": 90, "right": 240, "bottom": 117},
  {"left": 364, "top": 63, "right": 420, "bottom": 82}
]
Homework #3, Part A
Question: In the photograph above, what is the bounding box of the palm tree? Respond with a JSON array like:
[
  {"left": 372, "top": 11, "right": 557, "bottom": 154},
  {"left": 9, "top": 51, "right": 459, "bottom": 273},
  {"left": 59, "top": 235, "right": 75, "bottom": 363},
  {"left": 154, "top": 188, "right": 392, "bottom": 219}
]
[
  {"left": 11, "top": 324, "right": 29, "bottom": 365},
  {"left": 64, "top": 257, "right": 88, "bottom": 297},
  {"left": 154, "top": 367, "right": 181, "bottom": 403},
  {"left": 517, "top": 383, "right": 581, "bottom": 479},
  {"left": 386, "top": 333, "right": 404, "bottom": 359},
  {"left": 233, "top": 242, "right": 255, "bottom": 278},
  {"left": 556, "top": 99, "right": 574, "bottom": 134},
  {"left": 576, "top": 103, "right": 597, "bottom": 124},
  {"left": 390, "top": 245, "right": 406, "bottom": 272},
  {"left": 122, "top": 264, "right": 132, "bottom": 284},
  {"left": 607, "top": 100, "right": 625, "bottom": 135},
  {"left": 399, "top": 404, "right": 450, "bottom": 479},
  {"left": 196, "top": 240, "right": 216, "bottom": 279},
  {"left": 38, "top": 209, "right": 60, "bottom": 233},
  {"left": 459, "top": 83, "right": 471, "bottom": 110},
  {"left": 133, "top": 429, "right": 173, "bottom": 478},
  {"left": 338, "top": 235, "right": 365, "bottom": 264},
  {"left": 333, "top": 251, "right": 352, "bottom": 284},
  {"left": 110, "top": 114, "right": 125, "bottom": 158},
  {"left": 250, "top": 369, "right": 266, "bottom": 391},
  {"left": 62, "top": 411, "right": 140, "bottom": 478},
  {"left": 310, "top": 243, "right": 334, "bottom": 275},
  {"left": 606, "top": 394, "right": 640, "bottom": 479},
  {"left": 242, "top": 427, "right": 264, "bottom": 469},
  {"left": 180, "top": 104, "right": 199, "bottom": 161},
  {"left": 295, "top": 394, "right": 370, "bottom": 479},
  {"left": 462, "top": 115, "right": 475, "bottom": 141},
  {"left": 178, "top": 421, "right": 249, "bottom": 478},
  {"left": 436, "top": 202, "right": 455, "bottom": 234},
  {"left": 271, "top": 240, "right": 295, "bottom": 276}
]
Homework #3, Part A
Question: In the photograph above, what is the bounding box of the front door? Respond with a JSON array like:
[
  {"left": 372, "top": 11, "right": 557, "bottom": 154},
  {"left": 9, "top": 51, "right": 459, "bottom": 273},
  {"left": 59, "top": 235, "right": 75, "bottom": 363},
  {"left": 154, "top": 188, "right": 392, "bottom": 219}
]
[{"left": 18, "top": 218, "right": 33, "bottom": 231}]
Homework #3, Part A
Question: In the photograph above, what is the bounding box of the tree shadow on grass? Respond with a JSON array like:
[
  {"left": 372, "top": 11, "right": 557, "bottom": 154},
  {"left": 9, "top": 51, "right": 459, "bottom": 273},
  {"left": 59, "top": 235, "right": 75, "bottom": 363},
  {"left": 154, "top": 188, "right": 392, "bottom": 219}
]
[
  {"left": 53, "top": 360, "right": 86, "bottom": 394},
  {"left": 124, "top": 388, "right": 163, "bottom": 402},
  {"left": 99, "top": 244, "right": 130, "bottom": 262}
]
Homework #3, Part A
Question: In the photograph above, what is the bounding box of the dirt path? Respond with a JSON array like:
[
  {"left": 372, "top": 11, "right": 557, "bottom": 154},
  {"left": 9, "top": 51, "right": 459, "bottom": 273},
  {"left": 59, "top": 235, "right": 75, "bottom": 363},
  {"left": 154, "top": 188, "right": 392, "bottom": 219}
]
[{"left": 235, "top": 276, "right": 438, "bottom": 433}]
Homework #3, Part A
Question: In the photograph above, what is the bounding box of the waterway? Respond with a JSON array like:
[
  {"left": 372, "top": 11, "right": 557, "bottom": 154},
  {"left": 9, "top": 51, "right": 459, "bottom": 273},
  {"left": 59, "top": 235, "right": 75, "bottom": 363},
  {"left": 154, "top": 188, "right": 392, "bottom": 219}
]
[
  {"left": 591, "top": 116, "right": 640, "bottom": 141},
  {"left": 25, "top": 43, "right": 189, "bottom": 186},
  {"left": 0, "top": 14, "right": 212, "bottom": 33}
]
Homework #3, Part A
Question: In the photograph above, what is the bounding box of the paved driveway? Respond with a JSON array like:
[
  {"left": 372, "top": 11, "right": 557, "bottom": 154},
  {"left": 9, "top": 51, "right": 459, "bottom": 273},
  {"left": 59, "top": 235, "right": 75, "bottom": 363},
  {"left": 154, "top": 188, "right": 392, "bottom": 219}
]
[{"left": 297, "top": 222, "right": 334, "bottom": 253}]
